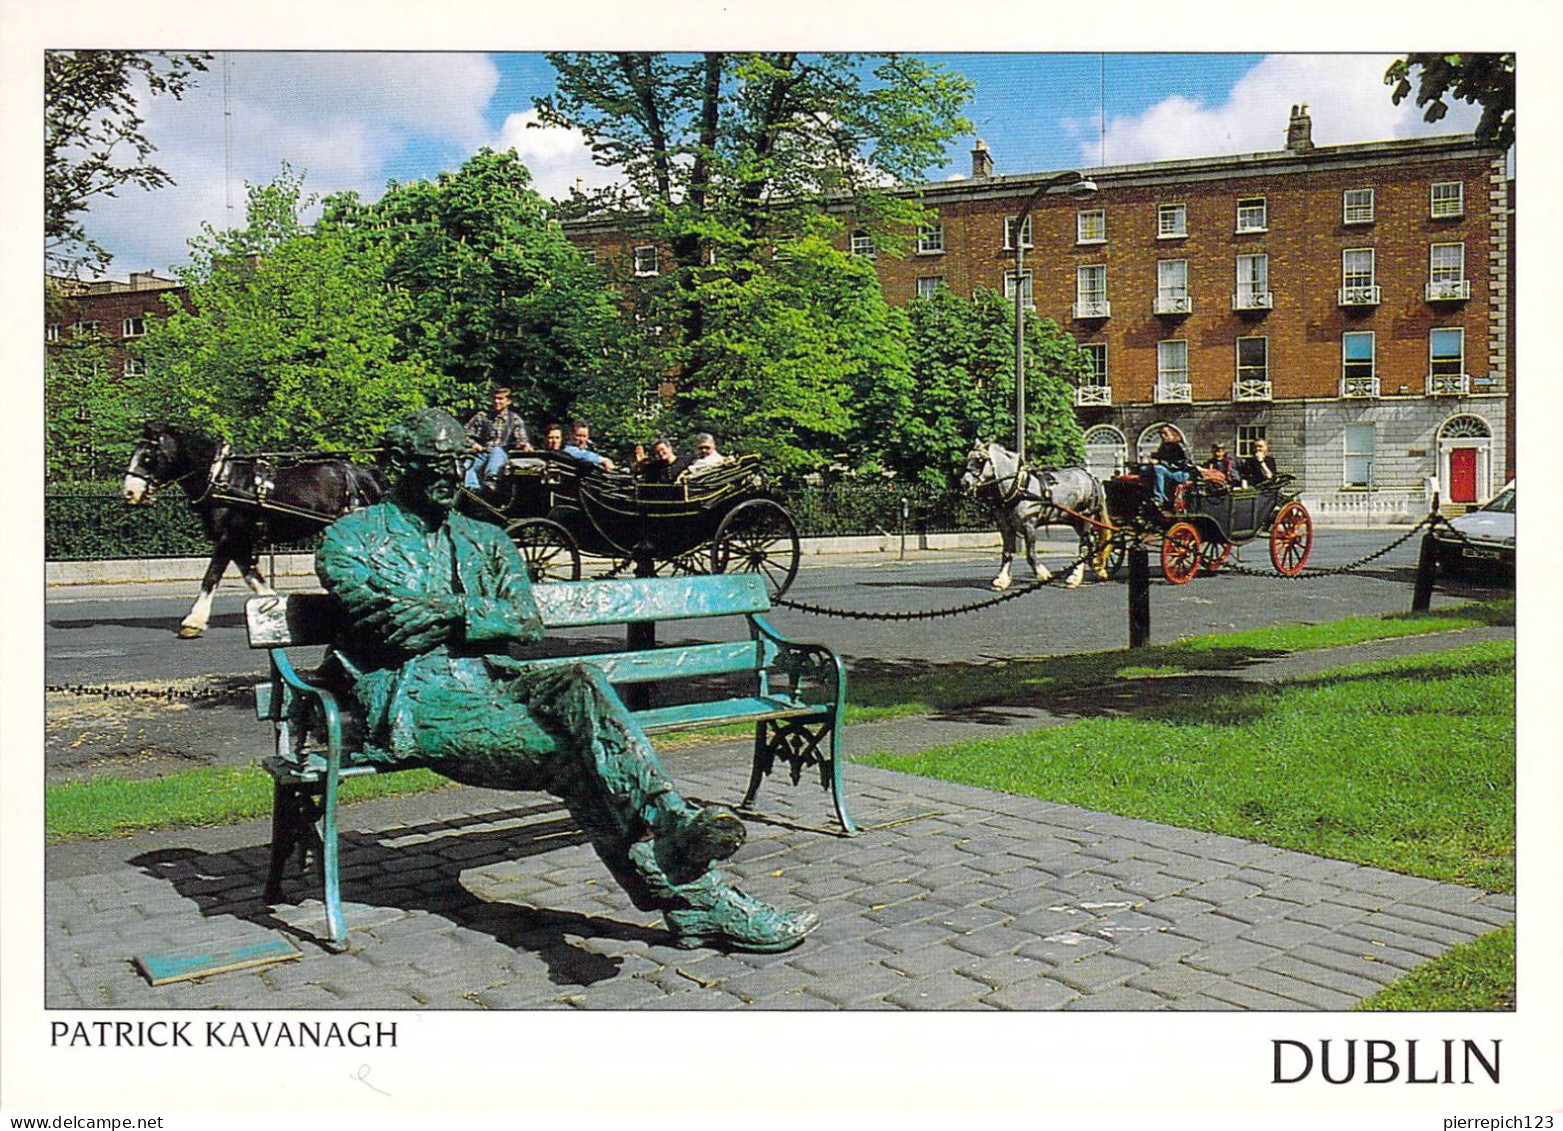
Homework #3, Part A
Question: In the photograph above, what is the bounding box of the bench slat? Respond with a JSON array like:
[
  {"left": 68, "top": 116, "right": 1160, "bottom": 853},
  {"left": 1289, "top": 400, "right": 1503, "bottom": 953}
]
[
  {"left": 633, "top": 694, "right": 826, "bottom": 733},
  {"left": 521, "top": 640, "right": 761, "bottom": 685},
  {"left": 532, "top": 574, "right": 770, "bottom": 626}
]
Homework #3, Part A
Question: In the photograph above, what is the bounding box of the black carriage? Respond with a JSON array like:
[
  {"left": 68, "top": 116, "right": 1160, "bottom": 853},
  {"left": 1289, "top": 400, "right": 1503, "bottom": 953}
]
[
  {"left": 1100, "top": 469, "right": 1314, "bottom": 584},
  {"left": 460, "top": 452, "right": 802, "bottom": 596}
]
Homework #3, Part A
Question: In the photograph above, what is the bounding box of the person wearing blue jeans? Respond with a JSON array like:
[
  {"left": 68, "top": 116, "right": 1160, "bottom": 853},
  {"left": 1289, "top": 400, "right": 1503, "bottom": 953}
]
[
  {"left": 463, "top": 387, "right": 530, "bottom": 489},
  {"left": 1146, "top": 423, "right": 1195, "bottom": 511}
]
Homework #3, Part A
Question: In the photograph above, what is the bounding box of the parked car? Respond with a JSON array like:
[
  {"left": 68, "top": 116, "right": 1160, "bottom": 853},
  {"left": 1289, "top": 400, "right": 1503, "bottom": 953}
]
[{"left": 1431, "top": 481, "right": 1515, "bottom": 579}]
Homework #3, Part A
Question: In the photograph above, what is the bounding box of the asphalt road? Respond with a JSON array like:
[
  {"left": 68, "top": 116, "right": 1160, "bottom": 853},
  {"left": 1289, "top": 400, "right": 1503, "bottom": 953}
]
[{"left": 42, "top": 526, "right": 1506, "bottom": 782}]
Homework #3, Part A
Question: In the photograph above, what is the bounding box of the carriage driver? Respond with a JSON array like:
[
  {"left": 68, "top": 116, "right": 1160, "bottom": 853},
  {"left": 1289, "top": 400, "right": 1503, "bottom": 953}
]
[
  {"left": 463, "top": 386, "right": 531, "bottom": 489},
  {"left": 315, "top": 408, "right": 818, "bottom": 952},
  {"left": 1145, "top": 423, "right": 1196, "bottom": 513}
]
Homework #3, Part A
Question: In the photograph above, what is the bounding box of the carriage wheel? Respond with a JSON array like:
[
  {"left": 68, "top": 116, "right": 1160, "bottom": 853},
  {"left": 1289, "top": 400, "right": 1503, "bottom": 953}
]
[
  {"left": 1160, "top": 522, "right": 1203, "bottom": 585},
  {"left": 710, "top": 499, "right": 801, "bottom": 598},
  {"left": 1269, "top": 501, "right": 1314, "bottom": 576},
  {"left": 1199, "top": 540, "right": 1233, "bottom": 575},
  {"left": 505, "top": 518, "right": 582, "bottom": 584}
]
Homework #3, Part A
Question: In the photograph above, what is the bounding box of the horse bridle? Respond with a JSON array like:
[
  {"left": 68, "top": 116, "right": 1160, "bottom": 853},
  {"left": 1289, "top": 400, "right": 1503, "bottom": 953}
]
[
  {"left": 126, "top": 436, "right": 212, "bottom": 503},
  {"left": 967, "top": 447, "right": 1035, "bottom": 506}
]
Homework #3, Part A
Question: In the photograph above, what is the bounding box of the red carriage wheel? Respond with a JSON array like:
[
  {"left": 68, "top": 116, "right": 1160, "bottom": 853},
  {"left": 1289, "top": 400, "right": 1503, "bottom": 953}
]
[
  {"left": 1199, "top": 539, "right": 1233, "bottom": 575},
  {"left": 1269, "top": 501, "right": 1314, "bottom": 576},
  {"left": 1161, "top": 522, "right": 1203, "bottom": 585}
]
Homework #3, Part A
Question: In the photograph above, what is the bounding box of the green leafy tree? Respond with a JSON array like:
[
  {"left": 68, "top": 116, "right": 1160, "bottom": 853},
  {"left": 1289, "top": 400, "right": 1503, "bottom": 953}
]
[
  {"left": 324, "top": 149, "right": 624, "bottom": 434},
  {"left": 893, "top": 286, "right": 1087, "bottom": 485},
  {"left": 44, "top": 331, "right": 141, "bottom": 483},
  {"left": 1385, "top": 53, "right": 1514, "bottom": 150},
  {"left": 539, "top": 51, "right": 973, "bottom": 411},
  {"left": 45, "top": 50, "right": 210, "bottom": 277},
  {"left": 134, "top": 169, "right": 449, "bottom": 451}
]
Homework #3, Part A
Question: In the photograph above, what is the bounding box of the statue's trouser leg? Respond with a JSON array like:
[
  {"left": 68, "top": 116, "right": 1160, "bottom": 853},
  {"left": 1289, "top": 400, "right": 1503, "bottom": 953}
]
[{"left": 402, "top": 663, "right": 711, "bottom": 911}]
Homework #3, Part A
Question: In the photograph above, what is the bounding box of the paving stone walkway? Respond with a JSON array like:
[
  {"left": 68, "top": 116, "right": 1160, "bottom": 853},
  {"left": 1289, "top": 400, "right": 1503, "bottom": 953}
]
[{"left": 44, "top": 626, "right": 1514, "bottom": 1011}]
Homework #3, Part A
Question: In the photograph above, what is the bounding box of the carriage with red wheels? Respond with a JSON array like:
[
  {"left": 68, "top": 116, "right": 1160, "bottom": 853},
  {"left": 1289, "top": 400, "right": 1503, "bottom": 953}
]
[
  {"left": 1099, "top": 469, "right": 1313, "bottom": 585},
  {"left": 458, "top": 451, "right": 802, "bottom": 597}
]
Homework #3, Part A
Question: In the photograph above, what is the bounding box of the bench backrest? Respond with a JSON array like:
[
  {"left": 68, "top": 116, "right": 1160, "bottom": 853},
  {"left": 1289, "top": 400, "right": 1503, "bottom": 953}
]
[{"left": 246, "top": 573, "right": 773, "bottom": 650}]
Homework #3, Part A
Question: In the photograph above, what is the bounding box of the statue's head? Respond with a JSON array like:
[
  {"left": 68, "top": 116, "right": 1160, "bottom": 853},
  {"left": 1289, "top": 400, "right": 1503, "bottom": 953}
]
[{"left": 383, "top": 408, "right": 467, "bottom": 514}]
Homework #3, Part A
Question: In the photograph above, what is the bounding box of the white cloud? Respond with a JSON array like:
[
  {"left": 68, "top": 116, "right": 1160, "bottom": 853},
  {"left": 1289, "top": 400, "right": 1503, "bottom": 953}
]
[
  {"left": 1088, "top": 54, "right": 1485, "bottom": 167},
  {"left": 493, "top": 108, "right": 617, "bottom": 200},
  {"left": 83, "top": 52, "right": 499, "bottom": 279}
]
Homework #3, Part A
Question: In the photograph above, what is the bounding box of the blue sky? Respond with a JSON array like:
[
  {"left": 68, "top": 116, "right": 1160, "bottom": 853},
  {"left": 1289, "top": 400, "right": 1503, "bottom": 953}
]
[{"left": 84, "top": 51, "right": 1481, "bottom": 281}]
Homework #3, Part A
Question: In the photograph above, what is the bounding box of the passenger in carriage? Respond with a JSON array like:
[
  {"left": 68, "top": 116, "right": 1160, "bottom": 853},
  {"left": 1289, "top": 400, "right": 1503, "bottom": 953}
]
[
  {"left": 1204, "top": 442, "right": 1240, "bottom": 484},
  {"left": 562, "top": 420, "right": 617, "bottom": 472},
  {"left": 1240, "top": 438, "right": 1279, "bottom": 487},
  {"left": 1145, "top": 423, "right": 1195, "bottom": 513},
  {"left": 541, "top": 423, "right": 565, "bottom": 452},
  {"left": 684, "top": 433, "right": 731, "bottom": 478},
  {"left": 634, "top": 437, "right": 694, "bottom": 484},
  {"left": 463, "top": 386, "right": 531, "bottom": 489}
]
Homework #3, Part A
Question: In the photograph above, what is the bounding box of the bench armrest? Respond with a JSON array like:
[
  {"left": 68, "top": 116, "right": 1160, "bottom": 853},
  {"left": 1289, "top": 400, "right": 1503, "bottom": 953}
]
[
  {"left": 750, "top": 614, "right": 846, "bottom": 712},
  {"left": 263, "top": 647, "right": 349, "bottom": 773}
]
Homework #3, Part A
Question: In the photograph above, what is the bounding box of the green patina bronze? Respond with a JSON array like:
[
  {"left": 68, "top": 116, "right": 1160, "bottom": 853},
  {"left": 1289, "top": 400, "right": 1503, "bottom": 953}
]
[{"left": 312, "top": 408, "right": 818, "bottom": 953}]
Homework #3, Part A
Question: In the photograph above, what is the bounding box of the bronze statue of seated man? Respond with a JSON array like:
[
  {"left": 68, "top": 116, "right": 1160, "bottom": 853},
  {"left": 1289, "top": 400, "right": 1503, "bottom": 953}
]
[{"left": 314, "top": 407, "right": 817, "bottom": 952}]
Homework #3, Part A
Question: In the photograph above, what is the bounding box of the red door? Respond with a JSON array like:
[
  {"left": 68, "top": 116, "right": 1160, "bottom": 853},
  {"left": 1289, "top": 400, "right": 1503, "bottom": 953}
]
[{"left": 1449, "top": 447, "right": 1478, "bottom": 504}]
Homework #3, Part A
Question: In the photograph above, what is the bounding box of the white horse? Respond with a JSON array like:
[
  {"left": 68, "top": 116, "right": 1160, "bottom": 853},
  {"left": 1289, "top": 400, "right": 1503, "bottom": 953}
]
[{"left": 960, "top": 442, "right": 1109, "bottom": 590}]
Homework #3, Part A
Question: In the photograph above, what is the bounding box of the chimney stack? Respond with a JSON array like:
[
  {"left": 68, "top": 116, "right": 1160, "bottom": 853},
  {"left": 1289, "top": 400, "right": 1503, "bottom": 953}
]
[
  {"left": 1286, "top": 104, "right": 1314, "bottom": 152},
  {"left": 971, "top": 138, "right": 994, "bottom": 179}
]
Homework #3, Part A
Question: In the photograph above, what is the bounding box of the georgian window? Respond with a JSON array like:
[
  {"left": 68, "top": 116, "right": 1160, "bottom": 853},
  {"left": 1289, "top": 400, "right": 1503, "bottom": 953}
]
[
  {"left": 916, "top": 223, "right": 944, "bottom": 254},
  {"left": 1158, "top": 203, "right": 1187, "bottom": 238},
  {"left": 1003, "top": 215, "right": 1033, "bottom": 250},
  {"left": 1344, "top": 423, "right": 1375, "bottom": 488},
  {"left": 72, "top": 320, "right": 100, "bottom": 337},
  {"left": 46, "top": 323, "right": 59, "bottom": 342},
  {"left": 916, "top": 276, "right": 945, "bottom": 299},
  {"left": 123, "top": 357, "right": 146, "bottom": 377},
  {"left": 1076, "top": 344, "right": 1111, "bottom": 405},
  {"left": 1156, "top": 259, "right": 1190, "bottom": 314},
  {"left": 1004, "top": 271, "right": 1034, "bottom": 310},
  {"left": 1427, "top": 242, "right": 1468, "bottom": 301},
  {"left": 1343, "top": 188, "right": 1375, "bottom": 225},
  {"left": 1236, "top": 197, "right": 1267, "bottom": 232},
  {"left": 1073, "top": 265, "right": 1108, "bottom": 319},
  {"left": 1235, "top": 336, "right": 1269, "bottom": 397},
  {"left": 1430, "top": 181, "right": 1464, "bottom": 218},
  {"left": 850, "top": 230, "right": 876, "bottom": 258},
  {"left": 1234, "top": 254, "right": 1270, "bottom": 308},
  {"left": 633, "top": 246, "right": 659, "bottom": 276},
  {"left": 1076, "top": 209, "right": 1106, "bottom": 244},
  {"left": 1236, "top": 425, "right": 1266, "bottom": 459},
  {"left": 1342, "top": 331, "right": 1377, "bottom": 397},
  {"left": 1156, "top": 340, "right": 1190, "bottom": 402},
  {"left": 1429, "top": 328, "right": 1466, "bottom": 394},
  {"left": 1340, "top": 248, "right": 1379, "bottom": 305},
  {"left": 122, "top": 316, "right": 146, "bottom": 337}
]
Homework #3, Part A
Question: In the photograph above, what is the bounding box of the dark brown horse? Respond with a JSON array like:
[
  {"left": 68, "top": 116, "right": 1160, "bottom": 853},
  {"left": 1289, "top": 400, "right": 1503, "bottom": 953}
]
[{"left": 122, "top": 424, "right": 384, "bottom": 637}]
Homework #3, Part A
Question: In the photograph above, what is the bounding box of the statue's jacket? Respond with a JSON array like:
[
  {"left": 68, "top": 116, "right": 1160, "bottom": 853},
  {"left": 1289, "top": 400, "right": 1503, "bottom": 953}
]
[{"left": 314, "top": 500, "right": 552, "bottom": 762}]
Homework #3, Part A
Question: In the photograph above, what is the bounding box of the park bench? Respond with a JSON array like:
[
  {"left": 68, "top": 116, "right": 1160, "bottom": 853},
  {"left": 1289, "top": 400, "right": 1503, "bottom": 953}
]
[{"left": 246, "top": 573, "right": 853, "bottom": 948}]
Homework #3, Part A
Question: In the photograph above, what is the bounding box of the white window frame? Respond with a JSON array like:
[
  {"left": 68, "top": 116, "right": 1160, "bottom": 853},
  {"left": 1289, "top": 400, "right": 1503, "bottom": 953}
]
[
  {"left": 1343, "top": 188, "right": 1375, "bottom": 225},
  {"left": 1236, "top": 196, "right": 1267, "bottom": 233},
  {"left": 1234, "top": 336, "right": 1269, "bottom": 400},
  {"left": 1236, "top": 425, "right": 1266, "bottom": 460},
  {"left": 581, "top": 247, "right": 598, "bottom": 266},
  {"left": 1156, "top": 259, "right": 1190, "bottom": 314},
  {"left": 46, "top": 323, "right": 60, "bottom": 342},
  {"left": 1076, "top": 209, "right": 1106, "bottom": 244},
  {"left": 1344, "top": 423, "right": 1375, "bottom": 489},
  {"left": 123, "top": 357, "right": 146, "bottom": 377},
  {"left": 633, "top": 246, "right": 659, "bottom": 276},
  {"left": 1156, "top": 339, "right": 1190, "bottom": 402},
  {"left": 916, "top": 276, "right": 945, "bottom": 300},
  {"left": 1430, "top": 327, "right": 1466, "bottom": 392},
  {"left": 1076, "top": 343, "right": 1110, "bottom": 405},
  {"left": 122, "top": 316, "right": 146, "bottom": 337},
  {"left": 72, "top": 320, "right": 100, "bottom": 337},
  {"left": 1340, "top": 248, "right": 1379, "bottom": 305},
  {"left": 1003, "top": 215, "right": 1033, "bottom": 250},
  {"left": 1430, "top": 242, "right": 1465, "bottom": 284},
  {"left": 1342, "top": 331, "right": 1377, "bottom": 397},
  {"left": 850, "top": 230, "right": 876, "bottom": 258},
  {"left": 1430, "top": 181, "right": 1465, "bottom": 219},
  {"left": 1004, "top": 270, "right": 1034, "bottom": 310},
  {"left": 916, "top": 223, "right": 944, "bottom": 254},
  {"left": 1073, "top": 264, "right": 1108, "bottom": 319},
  {"left": 1157, "top": 203, "right": 1187, "bottom": 239},
  {"left": 1234, "top": 253, "right": 1270, "bottom": 308}
]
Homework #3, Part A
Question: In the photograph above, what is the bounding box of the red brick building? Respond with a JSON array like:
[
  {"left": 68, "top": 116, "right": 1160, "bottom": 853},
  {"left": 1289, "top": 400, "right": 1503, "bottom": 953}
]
[
  {"left": 569, "top": 107, "right": 1513, "bottom": 517},
  {"left": 45, "top": 271, "right": 185, "bottom": 379}
]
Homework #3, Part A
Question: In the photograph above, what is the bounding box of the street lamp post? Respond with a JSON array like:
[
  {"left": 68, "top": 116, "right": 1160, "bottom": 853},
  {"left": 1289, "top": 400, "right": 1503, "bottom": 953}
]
[{"left": 1013, "top": 170, "right": 1098, "bottom": 461}]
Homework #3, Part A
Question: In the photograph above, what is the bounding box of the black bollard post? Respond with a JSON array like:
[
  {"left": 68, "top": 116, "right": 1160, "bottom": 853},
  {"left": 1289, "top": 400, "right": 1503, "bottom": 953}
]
[
  {"left": 1411, "top": 530, "right": 1438, "bottom": 613},
  {"left": 625, "top": 546, "right": 657, "bottom": 710},
  {"left": 1128, "top": 542, "right": 1151, "bottom": 648}
]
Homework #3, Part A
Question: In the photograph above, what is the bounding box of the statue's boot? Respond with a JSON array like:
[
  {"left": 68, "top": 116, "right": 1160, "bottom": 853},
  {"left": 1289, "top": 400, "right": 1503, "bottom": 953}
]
[
  {"left": 657, "top": 805, "right": 747, "bottom": 885},
  {"left": 629, "top": 842, "right": 818, "bottom": 953}
]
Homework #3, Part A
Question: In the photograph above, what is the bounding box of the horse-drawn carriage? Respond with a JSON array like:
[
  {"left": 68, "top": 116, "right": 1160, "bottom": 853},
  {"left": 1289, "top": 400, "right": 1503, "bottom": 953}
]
[
  {"left": 1099, "top": 468, "right": 1314, "bottom": 584},
  {"left": 460, "top": 452, "right": 803, "bottom": 597}
]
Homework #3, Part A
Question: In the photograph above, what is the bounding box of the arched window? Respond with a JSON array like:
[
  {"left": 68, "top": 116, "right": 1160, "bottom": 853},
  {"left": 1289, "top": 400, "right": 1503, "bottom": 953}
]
[
  {"left": 1437, "top": 414, "right": 1492, "bottom": 440},
  {"left": 1137, "top": 422, "right": 1179, "bottom": 462},
  {"left": 1083, "top": 425, "right": 1127, "bottom": 478}
]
